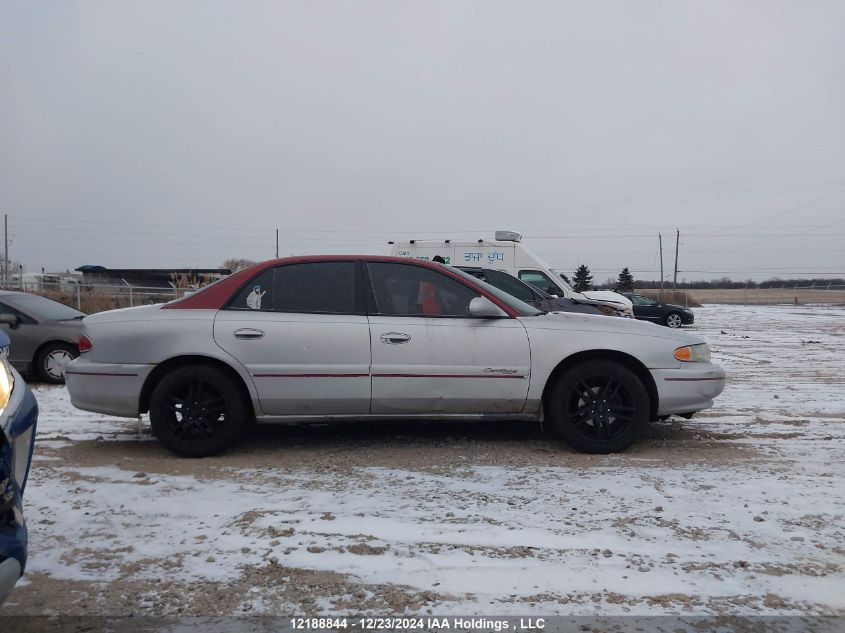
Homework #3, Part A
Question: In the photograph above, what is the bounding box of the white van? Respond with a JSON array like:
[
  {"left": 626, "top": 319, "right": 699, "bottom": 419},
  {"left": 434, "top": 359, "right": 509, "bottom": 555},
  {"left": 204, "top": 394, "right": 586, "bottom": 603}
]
[{"left": 390, "top": 231, "right": 634, "bottom": 316}]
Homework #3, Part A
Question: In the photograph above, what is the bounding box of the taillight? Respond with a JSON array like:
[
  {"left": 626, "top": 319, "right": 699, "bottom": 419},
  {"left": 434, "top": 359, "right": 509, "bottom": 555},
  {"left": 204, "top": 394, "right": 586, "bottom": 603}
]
[{"left": 79, "top": 334, "right": 92, "bottom": 353}]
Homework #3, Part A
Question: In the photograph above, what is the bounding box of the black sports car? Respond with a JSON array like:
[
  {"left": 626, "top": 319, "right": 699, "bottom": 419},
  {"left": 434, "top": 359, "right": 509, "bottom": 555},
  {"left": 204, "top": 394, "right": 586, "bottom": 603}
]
[{"left": 621, "top": 293, "right": 694, "bottom": 328}]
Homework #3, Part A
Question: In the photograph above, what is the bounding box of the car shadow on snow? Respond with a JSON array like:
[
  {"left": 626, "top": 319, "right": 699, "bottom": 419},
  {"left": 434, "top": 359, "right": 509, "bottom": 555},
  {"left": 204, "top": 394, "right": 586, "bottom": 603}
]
[{"left": 48, "top": 416, "right": 760, "bottom": 472}]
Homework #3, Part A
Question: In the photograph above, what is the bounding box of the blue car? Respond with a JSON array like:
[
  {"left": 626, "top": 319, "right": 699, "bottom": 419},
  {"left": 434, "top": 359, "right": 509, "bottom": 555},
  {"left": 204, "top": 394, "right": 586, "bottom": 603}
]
[{"left": 0, "top": 329, "right": 37, "bottom": 605}]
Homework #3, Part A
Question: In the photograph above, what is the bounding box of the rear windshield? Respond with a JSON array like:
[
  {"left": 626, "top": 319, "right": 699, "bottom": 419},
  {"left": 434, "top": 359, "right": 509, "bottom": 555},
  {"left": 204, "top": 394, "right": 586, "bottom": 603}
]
[
  {"left": 7, "top": 293, "right": 86, "bottom": 320},
  {"left": 447, "top": 267, "right": 543, "bottom": 316}
]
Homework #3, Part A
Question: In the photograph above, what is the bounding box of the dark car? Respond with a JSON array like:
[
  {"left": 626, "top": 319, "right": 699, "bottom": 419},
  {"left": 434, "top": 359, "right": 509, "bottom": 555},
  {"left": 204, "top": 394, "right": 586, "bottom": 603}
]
[
  {"left": 622, "top": 293, "right": 694, "bottom": 328},
  {"left": 456, "top": 267, "right": 609, "bottom": 316},
  {"left": 0, "top": 329, "right": 38, "bottom": 605},
  {"left": 0, "top": 291, "right": 85, "bottom": 383}
]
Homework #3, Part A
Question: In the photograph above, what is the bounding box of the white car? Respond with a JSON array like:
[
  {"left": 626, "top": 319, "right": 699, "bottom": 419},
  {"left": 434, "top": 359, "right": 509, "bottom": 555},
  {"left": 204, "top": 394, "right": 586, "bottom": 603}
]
[
  {"left": 390, "top": 231, "right": 635, "bottom": 316},
  {"left": 66, "top": 256, "right": 725, "bottom": 457}
]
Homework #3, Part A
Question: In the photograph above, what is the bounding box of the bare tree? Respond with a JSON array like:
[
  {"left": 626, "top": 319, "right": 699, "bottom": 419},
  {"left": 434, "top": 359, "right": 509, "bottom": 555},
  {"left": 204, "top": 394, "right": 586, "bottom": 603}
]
[{"left": 222, "top": 258, "right": 256, "bottom": 273}]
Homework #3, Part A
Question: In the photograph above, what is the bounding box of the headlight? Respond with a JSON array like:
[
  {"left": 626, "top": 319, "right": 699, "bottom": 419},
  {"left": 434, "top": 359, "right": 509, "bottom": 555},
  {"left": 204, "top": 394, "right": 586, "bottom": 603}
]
[
  {"left": 674, "top": 343, "right": 711, "bottom": 362},
  {"left": 0, "top": 357, "right": 13, "bottom": 419}
]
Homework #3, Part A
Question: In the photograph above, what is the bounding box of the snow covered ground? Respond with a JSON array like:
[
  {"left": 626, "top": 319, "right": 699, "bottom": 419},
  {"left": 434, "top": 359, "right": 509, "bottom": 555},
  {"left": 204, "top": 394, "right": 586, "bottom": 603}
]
[{"left": 3, "top": 305, "right": 844, "bottom": 616}]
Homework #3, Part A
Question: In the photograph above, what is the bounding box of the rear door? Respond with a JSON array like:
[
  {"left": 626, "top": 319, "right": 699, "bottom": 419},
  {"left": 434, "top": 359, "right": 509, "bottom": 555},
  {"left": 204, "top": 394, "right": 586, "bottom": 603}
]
[
  {"left": 213, "top": 261, "right": 371, "bottom": 416},
  {"left": 365, "top": 261, "right": 530, "bottom": 414}
]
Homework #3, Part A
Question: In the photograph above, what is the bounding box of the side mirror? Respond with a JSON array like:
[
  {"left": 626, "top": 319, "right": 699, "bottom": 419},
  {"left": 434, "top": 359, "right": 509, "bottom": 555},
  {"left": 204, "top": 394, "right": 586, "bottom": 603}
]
[
  {"left": 469, "top": 296, "right": 508, "bottom": 318},
  {"left": 0, "top": 314, "right": 18, "bottom": 329},
  {"left": 547, "top": 286, "right": 558, "bottom": 295}
]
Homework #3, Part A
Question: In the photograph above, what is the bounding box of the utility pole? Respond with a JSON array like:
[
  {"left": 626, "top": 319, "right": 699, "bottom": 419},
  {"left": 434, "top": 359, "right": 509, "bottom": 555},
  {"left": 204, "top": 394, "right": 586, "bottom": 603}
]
[
  {"left": 275, "top": 229, "right": 279, "bottom": 258},
  {"left": 3, "top": 214, "right": 8, "bottom": 287},
  {"left": 673, "top": 228, "right": 679, "bottom": 291},
  {"left": 658, "top": 233, "right": 664, "bottom": 301}
]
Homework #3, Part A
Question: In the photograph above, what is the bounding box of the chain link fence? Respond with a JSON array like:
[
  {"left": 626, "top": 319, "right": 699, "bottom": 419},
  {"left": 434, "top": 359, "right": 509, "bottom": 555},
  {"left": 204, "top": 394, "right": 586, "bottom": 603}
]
[{"left": 1, "top": 279, "right": 199, "bottom": 313}]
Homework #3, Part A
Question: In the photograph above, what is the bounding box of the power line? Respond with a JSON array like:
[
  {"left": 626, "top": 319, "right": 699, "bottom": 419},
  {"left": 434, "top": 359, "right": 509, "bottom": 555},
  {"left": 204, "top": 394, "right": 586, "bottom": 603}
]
[{"left": 735, "top": 184, "right": 845, "bottom": 227}]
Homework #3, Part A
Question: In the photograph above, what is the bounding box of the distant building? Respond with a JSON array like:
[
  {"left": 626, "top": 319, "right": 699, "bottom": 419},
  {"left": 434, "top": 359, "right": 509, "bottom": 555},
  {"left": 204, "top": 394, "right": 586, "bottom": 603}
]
[
  {"left": 75, "top": 266, "right": 231, "bottom": 289},
  {"left": 15, "top": 272, "right": 81, "bottom": 292}
]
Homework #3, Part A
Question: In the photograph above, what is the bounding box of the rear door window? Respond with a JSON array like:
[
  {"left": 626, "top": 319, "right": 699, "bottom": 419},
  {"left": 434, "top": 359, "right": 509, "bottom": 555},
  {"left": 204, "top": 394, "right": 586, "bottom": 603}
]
[{"left": 230, "top": 262, "right": 358, "bottom": 314}]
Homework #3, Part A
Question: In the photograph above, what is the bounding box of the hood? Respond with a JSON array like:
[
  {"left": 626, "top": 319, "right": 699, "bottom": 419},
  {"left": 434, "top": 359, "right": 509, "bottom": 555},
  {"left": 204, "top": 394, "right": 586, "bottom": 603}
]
[
  {"left": 522, "top": 311, "right": 704, "bottom": 345},
  {"left": 580, "top": 290, "right": 633, "bottom": 308}
]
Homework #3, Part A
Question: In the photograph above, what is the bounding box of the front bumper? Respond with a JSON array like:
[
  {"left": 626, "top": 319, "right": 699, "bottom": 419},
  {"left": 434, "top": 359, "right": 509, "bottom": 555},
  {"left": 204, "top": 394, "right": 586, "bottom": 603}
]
[
  {"left": 652, "top": 363, "right": 726, "bottom": 416},
  {"left": 0, "top": 369, "right": 38, "bottom": 605},
  {"left": 65, "top": 359, "right": 152, "bottom": 418}
]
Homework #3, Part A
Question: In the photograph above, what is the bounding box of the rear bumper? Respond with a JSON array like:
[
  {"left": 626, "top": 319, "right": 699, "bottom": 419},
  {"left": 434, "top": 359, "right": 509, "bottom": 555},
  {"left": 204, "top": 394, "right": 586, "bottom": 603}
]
[
  {"left": 1, "top": 371, "right": 38, "bottom": 605},
  {"left": 65, "top": 359, "right": 152, "bottom": 418},
  {"left": 652, "top": 364, "right": 726, "bottom": 416}
]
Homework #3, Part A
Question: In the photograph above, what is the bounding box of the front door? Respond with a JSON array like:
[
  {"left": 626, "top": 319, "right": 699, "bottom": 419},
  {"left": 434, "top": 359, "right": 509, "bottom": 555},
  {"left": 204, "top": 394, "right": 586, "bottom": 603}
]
[
  {"left": 213, "top": 261, "right": 371, "bottom": 416},
  {"left": 365, "top": 262, "right": 531, "bottom": 414}
]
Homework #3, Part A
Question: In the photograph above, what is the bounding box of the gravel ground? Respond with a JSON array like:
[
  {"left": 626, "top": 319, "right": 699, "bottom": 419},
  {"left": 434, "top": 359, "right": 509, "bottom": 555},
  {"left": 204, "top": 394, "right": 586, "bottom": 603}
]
[{"left": 2, "top": 305, "right": 844, "bottom": 617}]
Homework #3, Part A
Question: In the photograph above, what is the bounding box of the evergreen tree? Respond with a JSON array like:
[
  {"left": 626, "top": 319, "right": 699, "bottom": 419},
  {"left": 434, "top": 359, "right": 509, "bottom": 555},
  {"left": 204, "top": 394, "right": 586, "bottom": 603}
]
[
  {"left": 616, "top": 267, "right": 634, "bottom": 292},
  {"left": 573, "top": 264, "right": 593, "bottom": 292}
]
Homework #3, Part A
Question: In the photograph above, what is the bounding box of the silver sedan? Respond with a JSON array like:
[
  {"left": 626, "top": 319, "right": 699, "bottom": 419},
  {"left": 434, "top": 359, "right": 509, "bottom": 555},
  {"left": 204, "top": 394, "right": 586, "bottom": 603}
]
[
  {"left": 65, "top": 256, "right": 725, "bottom": 456},
  {"left": 0, "top": 291, "right": 84, "bottom": 383}
]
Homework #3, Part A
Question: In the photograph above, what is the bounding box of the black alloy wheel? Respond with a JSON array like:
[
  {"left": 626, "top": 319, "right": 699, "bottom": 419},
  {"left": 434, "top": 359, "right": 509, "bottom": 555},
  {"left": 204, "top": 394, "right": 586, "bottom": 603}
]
[
  {"left": 149, "top": 365, "right": 247, "bottom": 457},
  {"left": 548, "top": 360, "right": 649, "bottom": 453}
]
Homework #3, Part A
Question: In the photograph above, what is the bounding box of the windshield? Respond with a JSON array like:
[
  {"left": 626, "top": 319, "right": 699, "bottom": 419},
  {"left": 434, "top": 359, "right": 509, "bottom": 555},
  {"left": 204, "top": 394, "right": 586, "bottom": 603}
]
[
  {"left": 448, "top": 267, "right": 543, "bottom": 316},
  {"left": 7, "top": 293, "right": 87, "bottom": 321},
  {"left": 550, "top": 270, "right": 577, "bottom": 293}
]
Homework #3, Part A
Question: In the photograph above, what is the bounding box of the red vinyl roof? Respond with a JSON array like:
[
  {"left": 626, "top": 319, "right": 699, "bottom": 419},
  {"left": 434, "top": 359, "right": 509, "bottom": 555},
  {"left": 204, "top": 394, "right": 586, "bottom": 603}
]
[{"left": 162, "top": 255, "right": 519, "bottom": 316}]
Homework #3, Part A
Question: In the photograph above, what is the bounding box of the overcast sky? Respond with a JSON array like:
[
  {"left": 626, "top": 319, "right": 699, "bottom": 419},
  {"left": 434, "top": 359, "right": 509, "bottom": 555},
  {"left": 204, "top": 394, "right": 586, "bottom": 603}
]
[{"left": 2, "top": 1, "right": 844, "bottom": 282}]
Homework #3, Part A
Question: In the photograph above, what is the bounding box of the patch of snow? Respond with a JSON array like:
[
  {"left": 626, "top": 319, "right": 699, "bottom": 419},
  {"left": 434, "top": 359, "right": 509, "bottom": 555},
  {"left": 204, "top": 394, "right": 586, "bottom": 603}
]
[{"left": 15, "top": 305, "right": 845, "bottom": 615}]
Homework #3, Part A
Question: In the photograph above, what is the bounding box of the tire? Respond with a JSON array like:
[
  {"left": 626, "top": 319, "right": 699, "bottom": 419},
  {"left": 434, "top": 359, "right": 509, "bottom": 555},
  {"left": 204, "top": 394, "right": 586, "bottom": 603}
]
[
  {"left": 35, "top": 342, "right": 78, "bottom": 384},
  {"left": 149, "top": 365, "right": 247, "bottom": 457},
  {"left": 665, "top": 312, "right": 683, "bottom": 328},
  {"left": 547, "top": 360, "right": 649, "bottom": 454}
]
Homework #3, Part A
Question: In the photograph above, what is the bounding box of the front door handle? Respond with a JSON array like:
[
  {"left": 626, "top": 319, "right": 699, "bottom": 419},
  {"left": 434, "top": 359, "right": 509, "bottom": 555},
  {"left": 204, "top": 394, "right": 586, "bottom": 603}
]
[
  {"left": 234, "top": 328, "right": 265, "bottom": 340},
  {"left": 380, "top": 332, "right": 411, "bottom": 344}
]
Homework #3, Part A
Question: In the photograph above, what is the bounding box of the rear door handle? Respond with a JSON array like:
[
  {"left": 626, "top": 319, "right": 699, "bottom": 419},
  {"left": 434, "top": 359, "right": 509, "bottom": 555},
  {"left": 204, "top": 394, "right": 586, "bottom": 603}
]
[
  {"left": 234, "top": 328, "right": 265, "bottom": 340},
  {"left": 380, "top": 332, "right": 411, "bottom": 344}
]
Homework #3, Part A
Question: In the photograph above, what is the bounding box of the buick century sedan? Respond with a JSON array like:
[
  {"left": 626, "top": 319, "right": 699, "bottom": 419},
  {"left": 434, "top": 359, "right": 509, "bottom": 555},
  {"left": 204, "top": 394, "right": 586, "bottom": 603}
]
[{"left": 66, "top": 256, "right": 725, "bottom": 456}]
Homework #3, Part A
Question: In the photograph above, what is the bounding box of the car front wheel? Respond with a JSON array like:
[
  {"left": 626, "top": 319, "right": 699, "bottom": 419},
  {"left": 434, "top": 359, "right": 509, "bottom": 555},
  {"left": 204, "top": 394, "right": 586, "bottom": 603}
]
[
  {"left": 547, "top": 360, "right": 649, "bottom": 453},
  {"left": 665, "top": 312, "right": 683, "bottom": 328},
  {"left": 149, "top": 365, "right": 247, "bottom": 457},
  {"left": 36, "top": 342, "right": 79, "bottom": 384}
]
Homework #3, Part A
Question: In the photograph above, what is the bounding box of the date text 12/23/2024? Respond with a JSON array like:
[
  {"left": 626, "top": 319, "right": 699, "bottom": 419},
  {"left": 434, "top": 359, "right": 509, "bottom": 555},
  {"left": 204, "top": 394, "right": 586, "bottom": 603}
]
[{"left": 290, "top": 618, "right": 546, "bottom": 631}]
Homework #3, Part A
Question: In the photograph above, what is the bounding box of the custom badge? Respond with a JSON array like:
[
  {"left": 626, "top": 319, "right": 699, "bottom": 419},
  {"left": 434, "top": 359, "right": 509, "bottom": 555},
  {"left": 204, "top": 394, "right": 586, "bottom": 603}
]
[{"left": 246, "top": 285, "right": 266, "bottom": 309}]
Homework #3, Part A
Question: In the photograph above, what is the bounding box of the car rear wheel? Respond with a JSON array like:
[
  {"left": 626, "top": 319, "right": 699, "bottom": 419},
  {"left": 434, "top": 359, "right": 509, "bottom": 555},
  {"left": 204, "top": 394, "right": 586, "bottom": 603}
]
[
  {"left": 35, "top": 342, "right": 78, "bottom": 384},
  {"left": 149, "top": 365, "right": 247, "bottom": 457},
  {"left": 665, "top": 312, "right": 683, "bottom": 328},
  {"left": 547, "top": 360, "right": 649, "bottom": 453}
]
